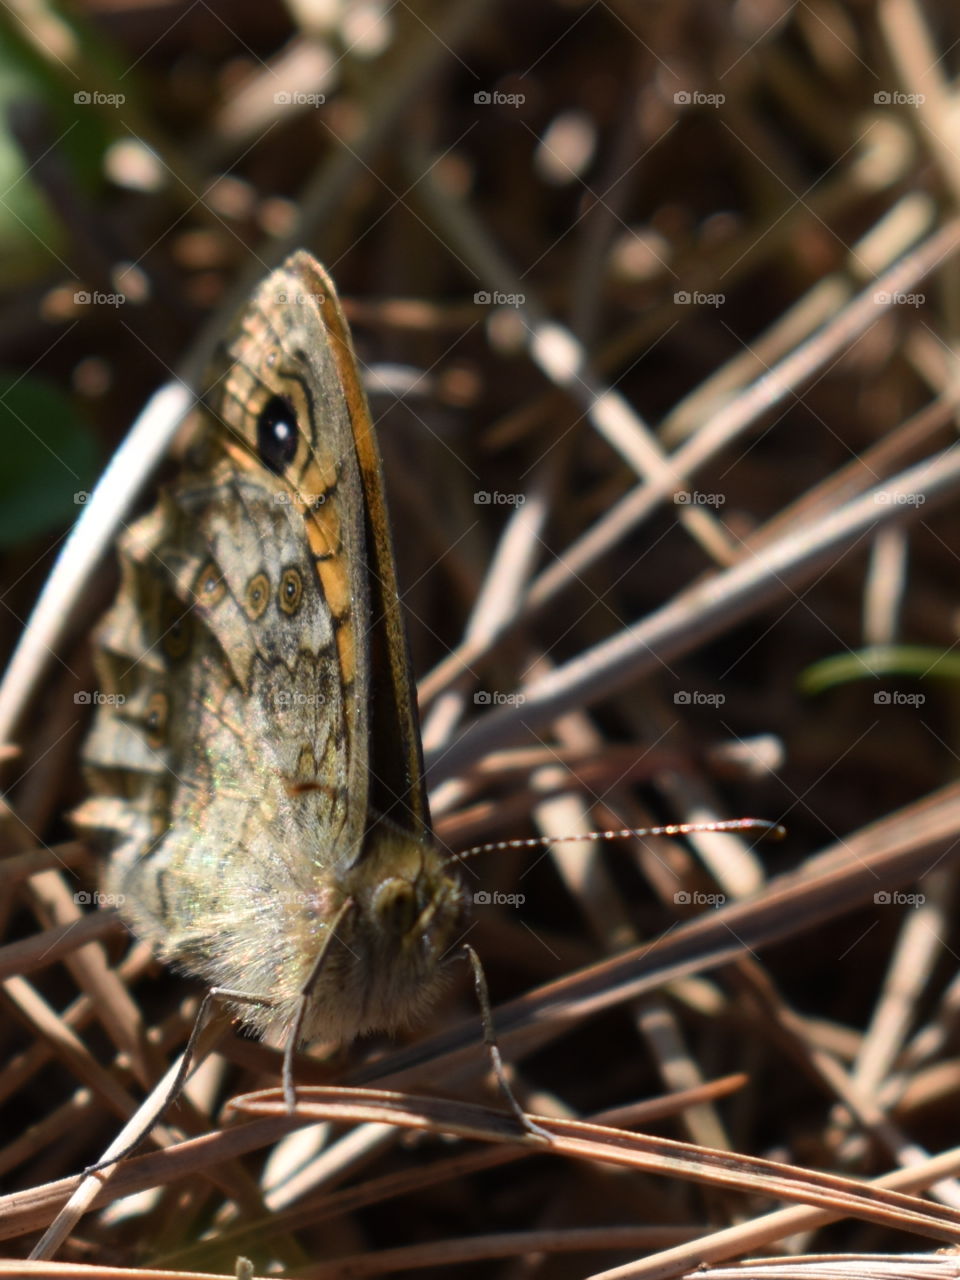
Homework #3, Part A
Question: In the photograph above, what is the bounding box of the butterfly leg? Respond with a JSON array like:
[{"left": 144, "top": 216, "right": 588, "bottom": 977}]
[
  {"left": 461, "top": 944, "right": 553, "bottom": 1142},
  {"left": 284, "top": 896, "right": 357, "bottom": 1112},
  {"left": 81, "top": 985, "right": 275, "bottom": 1176}
]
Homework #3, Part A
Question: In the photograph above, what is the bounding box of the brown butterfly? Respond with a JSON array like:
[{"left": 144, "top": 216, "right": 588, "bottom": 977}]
[
  {"left": 74, "top": 252, "right": 780, "bottom": 1138},
  {"left": 75, "top": 252, "right": 476, "bottom": 1102}
]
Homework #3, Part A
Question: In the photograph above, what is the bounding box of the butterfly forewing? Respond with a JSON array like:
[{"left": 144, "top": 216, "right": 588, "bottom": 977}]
[
  {"left": 211, "top": 258, "right": 373, "bottom": 859},
  {"left": 310, "top": 258, "right": 432, "bottom": 844}
]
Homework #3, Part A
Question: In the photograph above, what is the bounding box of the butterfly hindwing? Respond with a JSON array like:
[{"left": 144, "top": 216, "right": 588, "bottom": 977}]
[{"left": 75, "top": 253, "right": 464, "bottom": 1046}]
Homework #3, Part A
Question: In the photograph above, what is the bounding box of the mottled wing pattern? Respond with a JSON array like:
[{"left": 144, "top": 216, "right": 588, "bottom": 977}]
[
  {"left": 209, "top": 256, "right": 373, "bottom": 854},
  {"left": 74, "top": 254, "right": 414, "bottom": 1031},
  {"left": 76, "top": 253, "right": 465, "bottom": 1045}
]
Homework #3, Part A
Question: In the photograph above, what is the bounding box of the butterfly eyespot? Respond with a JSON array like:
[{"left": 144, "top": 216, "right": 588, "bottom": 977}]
[
  {"left": 193, "top": 560, "right": 226, "bottom": 606},
  {"left": 144, "top": 692, "right": 169, "bottom": 748},
  {"left": 279, "top": 566, "right": 303, "bottom": 615},
  {"left": 161, "top": 597, "right": 192, "bottom": 660},
  {"left": 256, "top": 395, "right": 298, "bottom": 475},
  {"left": 78, "top": 254, "right": 442, "bottom": 1062},
  {"left": 244, "top": 572, "right": 270, "bottom": 619}
]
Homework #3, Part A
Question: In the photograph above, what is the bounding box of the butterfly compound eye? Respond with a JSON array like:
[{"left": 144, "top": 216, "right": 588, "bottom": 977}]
[
  {"left": 372, "top": 878, "right": 419, "bottom": 936},
  {"left": 256, "top": 395, "right": 299, "bottom": 475}
]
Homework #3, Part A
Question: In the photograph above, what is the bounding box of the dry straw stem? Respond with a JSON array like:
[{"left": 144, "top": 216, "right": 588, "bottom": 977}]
[
  {"left": 0, "top": 1086, "right": 740, "bottom": 1248},
  {"left": 7, "top": 0, "right": 960, "bottom": 1274},
  {"left": 694, "top": 1260, "right": 960, "bottom": 1280},
  {"left": 418, "top": 218, "right": 960, "bottom": 713},
  {"left": 9, "top": 1086, "right": 960, "bottom": 1277},
  {"left": 355, "top": 782, "right": 960, "bottom": 1091},
  {"left": 0, "top": 0, "right": 493, "bottom": 753},
  {"left": 150, "top": 1090, "right": 742, "bottom": 1270},
  {"left": 429, "top": 438, "right": 960, "bottom": 780}
]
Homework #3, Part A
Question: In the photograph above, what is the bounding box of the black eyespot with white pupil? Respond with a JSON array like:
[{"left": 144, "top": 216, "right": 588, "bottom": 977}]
[
  {"left": 256, "top": 395, "right": 298, "bottom": 475},
  {"left": 279, "top": 567, "right": 303, "bottom": 615}
]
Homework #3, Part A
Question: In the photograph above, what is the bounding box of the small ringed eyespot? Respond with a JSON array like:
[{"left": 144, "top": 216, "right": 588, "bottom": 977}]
[
  {"left": 244, "top": 572, "right": 270, "bottom": 619},
  {"left": 279, "top": 566, "right": 303, "bottom": 615},
  {"left": 194, "top": 560, "right": 226, "bottom": 606}
]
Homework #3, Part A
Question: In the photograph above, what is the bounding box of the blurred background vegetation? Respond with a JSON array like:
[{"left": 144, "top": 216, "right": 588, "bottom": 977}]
[{"left": 5, "top": 0, "right": 960, "bottom": 1274}]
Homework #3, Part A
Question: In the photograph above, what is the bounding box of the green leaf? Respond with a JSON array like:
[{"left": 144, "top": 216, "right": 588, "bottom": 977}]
[{"left": 0, "top": 372, "right": 99, "bottom": 546}]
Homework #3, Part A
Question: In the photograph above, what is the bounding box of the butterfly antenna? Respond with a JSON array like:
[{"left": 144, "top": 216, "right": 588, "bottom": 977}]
[{"left": 446, "top": 817, "right": 786, "bottom": 867}]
